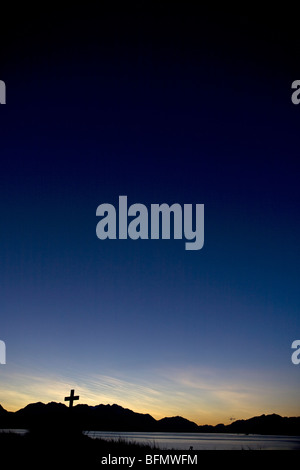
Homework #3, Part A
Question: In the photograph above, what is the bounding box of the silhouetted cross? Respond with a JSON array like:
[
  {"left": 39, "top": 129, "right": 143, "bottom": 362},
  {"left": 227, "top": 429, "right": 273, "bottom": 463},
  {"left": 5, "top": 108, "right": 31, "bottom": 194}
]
[{"left": 64, "top": 389, "right": 79, "bottom": 408}]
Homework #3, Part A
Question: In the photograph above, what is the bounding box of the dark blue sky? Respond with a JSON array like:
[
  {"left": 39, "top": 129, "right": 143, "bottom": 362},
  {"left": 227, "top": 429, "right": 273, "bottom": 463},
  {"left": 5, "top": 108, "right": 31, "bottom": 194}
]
[{"left": 0, "top": 6, "right": 299, "bottom": 424}]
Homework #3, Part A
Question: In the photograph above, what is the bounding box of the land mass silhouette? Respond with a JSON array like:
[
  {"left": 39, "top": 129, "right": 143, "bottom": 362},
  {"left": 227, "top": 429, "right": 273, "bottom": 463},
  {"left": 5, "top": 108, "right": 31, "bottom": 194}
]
[
  {"left": 0, "top": 403, "right": 299, "bottom": 465},
  {"left": 0, "top": 402, "right": 299, "bottom": 435}
]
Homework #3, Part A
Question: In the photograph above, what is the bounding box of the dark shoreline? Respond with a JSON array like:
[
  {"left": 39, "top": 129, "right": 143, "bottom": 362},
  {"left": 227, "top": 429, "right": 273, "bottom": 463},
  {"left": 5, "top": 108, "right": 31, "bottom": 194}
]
[{"left": 0, "top": 430, "right": 299, "bottom": 467}]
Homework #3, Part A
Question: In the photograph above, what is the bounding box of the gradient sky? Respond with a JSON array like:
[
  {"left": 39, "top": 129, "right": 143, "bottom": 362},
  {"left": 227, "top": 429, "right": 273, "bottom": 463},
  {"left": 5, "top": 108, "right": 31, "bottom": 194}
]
[{"left": 0, "top": 6, "right": 299, "bottom": 425}]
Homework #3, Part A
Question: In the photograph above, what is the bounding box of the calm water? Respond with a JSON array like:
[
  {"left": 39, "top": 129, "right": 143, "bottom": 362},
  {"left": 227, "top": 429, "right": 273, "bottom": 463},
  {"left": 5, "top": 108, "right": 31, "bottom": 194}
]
[
  {"left": 84, "top": 431, "right": 300, "bottom": 450},
  {"left": 2, "top": 429, "right": 300, "bottom": 450}
]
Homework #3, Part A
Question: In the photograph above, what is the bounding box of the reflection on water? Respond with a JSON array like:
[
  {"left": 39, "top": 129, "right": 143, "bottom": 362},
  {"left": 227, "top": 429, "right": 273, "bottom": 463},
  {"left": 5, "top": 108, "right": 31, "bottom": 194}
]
[
  {"left": 0, "top": 429, "right": 28, "bottom": 436},
  {"left": 84, "top": 431, "right": 300, "bottom": 450},
  {"left": 1, "top": 429, "right": 299, "bottom": 450}
]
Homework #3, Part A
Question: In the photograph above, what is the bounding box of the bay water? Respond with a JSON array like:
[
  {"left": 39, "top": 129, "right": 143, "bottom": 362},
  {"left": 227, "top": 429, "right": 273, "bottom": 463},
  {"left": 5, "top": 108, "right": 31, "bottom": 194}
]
[{"left": 84, "top": 431, "right": 300, "bottom": 450}]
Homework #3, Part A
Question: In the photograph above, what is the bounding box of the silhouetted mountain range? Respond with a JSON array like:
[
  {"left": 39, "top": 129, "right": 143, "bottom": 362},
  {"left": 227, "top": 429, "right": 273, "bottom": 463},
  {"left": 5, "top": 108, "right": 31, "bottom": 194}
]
[{"left": 0, "top": 402, "right": 299, "bottom": 435}]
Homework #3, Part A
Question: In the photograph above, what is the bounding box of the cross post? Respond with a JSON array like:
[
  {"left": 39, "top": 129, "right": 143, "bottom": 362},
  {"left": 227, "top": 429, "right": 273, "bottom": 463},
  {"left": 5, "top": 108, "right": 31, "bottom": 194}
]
[{"left": 64, "top": 389, "right": 79, "bottom": 408}]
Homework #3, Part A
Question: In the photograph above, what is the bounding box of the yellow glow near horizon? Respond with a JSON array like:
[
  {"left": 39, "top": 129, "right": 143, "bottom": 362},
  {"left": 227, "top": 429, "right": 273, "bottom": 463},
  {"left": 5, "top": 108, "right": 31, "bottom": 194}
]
[{"left": 0, "top": 365, "right": 299, "bottom": 426}]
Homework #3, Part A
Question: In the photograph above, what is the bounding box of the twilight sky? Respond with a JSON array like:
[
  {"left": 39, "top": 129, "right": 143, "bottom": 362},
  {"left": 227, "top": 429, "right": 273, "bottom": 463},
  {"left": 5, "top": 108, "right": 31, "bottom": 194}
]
[{"left": 0, "top": 6, "right": 299, "bottom": 425}]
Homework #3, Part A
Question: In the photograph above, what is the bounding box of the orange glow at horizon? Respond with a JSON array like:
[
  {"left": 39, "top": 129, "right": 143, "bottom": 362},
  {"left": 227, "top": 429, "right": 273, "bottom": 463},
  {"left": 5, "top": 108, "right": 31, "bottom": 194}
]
[{"left": 0, "top": 366, "right": 299, "bottom": 426}]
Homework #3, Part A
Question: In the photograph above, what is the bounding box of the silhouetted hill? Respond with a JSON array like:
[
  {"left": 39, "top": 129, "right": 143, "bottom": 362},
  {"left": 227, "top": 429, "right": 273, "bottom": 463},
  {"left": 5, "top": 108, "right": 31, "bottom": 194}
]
[
  {"left": 0, "top": 402, "right": 299, "bottom": 435},
  {"left": 157, "top": 416, "right": 199, "bottom": 432},
  {"left": 0, "top": 404, "right": 8, "bottom": 416},
  {"left": 0, "top": 404, "right": 13, "bottom": 427},
  {"left": 227, "top": 413, "right": 300, "bottom": 436},
  {"left": 73, "top": 403, "right": 157, "bottom": 431}
]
